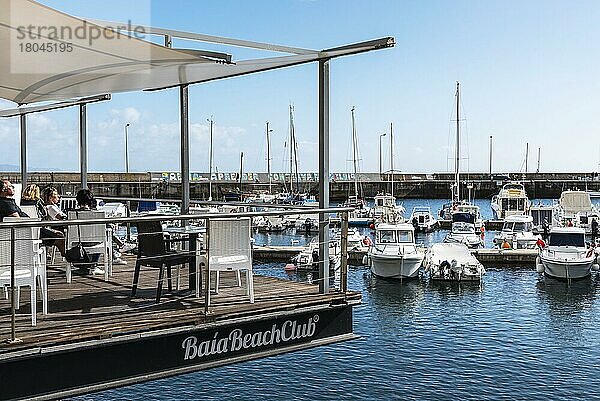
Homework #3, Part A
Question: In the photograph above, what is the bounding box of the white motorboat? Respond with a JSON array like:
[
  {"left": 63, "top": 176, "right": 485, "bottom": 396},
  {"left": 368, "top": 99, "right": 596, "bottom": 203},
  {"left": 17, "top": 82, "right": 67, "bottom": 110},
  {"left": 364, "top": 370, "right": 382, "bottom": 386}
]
[
  {"left": 409, "top": 206, "right": 439, "bottom": 232},
  {"left": 292, "top": 237, "right": 341, "bottom": 271},
  {"left": 493, "top": 214, "right": 538, "bottom": 249},
  {"left": 491, "top": 182, "right": 531, "bottom": 219},
  {"left": 367, "top": 222, "right": 424, "bottom": 279},
  {"left": 423, "top": 242, "right": 485, "bottom": 281},
  {"left": 444, "top": 212, "right": 483, "bottom": 248},
  {"left": 372, "top": 193, "right": 404, "bottom": 224},
  {"left": 536, "top": 227, "right": 598, "bottom": 280},
  {"left": 556, "top": 191, "right": 600, "bottom": 233},
  {"left": 530, "top": 202, "right": 557, "bottom": 234}
]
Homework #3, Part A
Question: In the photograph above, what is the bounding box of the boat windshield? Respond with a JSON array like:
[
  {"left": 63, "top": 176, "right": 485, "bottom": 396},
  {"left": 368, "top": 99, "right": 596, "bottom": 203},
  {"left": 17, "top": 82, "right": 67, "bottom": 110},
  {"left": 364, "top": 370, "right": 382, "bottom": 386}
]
[
  {"left": 548, "top": 233, "right": 585, "bottom": 247},
  {"left": 453, "top": 222, "right": 475, "bottom": 233},
  {"left": 378, "top": 230, "right": 413, "bottom": 244}
]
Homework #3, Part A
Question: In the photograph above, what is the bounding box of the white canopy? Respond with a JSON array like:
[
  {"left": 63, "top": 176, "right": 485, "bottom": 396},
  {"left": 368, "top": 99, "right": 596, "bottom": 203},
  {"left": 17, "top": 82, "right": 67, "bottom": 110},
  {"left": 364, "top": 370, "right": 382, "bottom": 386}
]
[{"left": 0, "top": 0, "right": 393, "bottom": 105}]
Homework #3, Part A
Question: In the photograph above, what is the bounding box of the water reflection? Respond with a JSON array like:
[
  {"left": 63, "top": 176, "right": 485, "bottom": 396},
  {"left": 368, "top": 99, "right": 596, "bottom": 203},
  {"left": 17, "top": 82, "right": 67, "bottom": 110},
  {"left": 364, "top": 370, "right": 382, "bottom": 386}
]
[{"left": 363, "top": 273, "right": 425, "bottom": 313}]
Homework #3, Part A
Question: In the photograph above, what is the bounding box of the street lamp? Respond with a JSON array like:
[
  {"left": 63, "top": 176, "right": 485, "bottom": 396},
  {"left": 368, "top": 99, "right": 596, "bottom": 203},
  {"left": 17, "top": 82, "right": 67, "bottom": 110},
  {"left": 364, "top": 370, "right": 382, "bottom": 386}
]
[
  {"left": 124, "top": 123, "right": 130, "bottom": 173},
  {"left": 207, "top": 117, "right": 214, "bottom": 201},
  {"left": 379, "top": 133, "right": 387, "bottom": 175}
]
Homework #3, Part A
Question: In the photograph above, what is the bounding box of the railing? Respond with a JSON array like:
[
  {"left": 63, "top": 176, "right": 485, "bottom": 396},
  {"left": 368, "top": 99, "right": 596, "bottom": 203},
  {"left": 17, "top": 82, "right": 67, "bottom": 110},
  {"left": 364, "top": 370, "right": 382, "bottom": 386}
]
[{"left": 0, "top": 206, "right": 352, "bottom": 345}]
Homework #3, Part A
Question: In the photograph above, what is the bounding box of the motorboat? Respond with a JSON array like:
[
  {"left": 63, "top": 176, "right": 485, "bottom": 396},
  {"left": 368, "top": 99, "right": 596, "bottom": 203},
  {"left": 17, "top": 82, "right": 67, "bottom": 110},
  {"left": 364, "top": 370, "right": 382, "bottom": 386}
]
[
  {"left": 536, "top": 227, "right": 599, "bottom": 280},
  {"left": 292, "top": 237, "right": 341, "bottom": 271},
  {"left": 491, "top": 182, "right": 531, "bottom": 219},
  {"left": 409, "top": 206, "right": 439, "bottom": 232},
  {"left": 423, "top": 242, "right": 485, "bottom": 281},
  {"left": 556, "top": 191, "right": 600, "bottom": 233},
  {"left": 332, "top": 227, "right": 371, "bottom": 252},
  {"left": 493, "top": 214, "right": 538, "bottom": 249},
  {"left": 366, "top": 222, "right": 424, "bottom": 279},
  {"left": 444, "top": 212, "right": 483, "bottom": 248},
  {"left": 530, "top": 202, "right": 557, "bottom": 234},
  {"left": 372, "top": 193, "right": 404, "bottom": 224}
]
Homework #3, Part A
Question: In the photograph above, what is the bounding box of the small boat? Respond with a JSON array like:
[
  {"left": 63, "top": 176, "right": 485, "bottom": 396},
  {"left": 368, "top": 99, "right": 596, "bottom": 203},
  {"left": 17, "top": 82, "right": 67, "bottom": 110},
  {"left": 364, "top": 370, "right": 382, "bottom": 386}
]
[
  {"left": 292, "top": 238, "right": 341, "bottom": 271},
  {"left": 530, "top": 202, "right": 556, "bottom": 234},
  {"left": 423, "top": 242, "right": 485, "bottom": 281},
  {"left": 444, "top": 212, "right": 483, "bottom": 248},
  {"left": 366, "top": 222, "right": 424, "bottom": 279},
  {"left": 491, "top": 182, "right": 531, "bottom": 219},
  {"left": 372, "top": 193, "right": 404, "bottom": 224},
  {"left": 536, "top": 227, "right": 599, "bottom": 280},
  {"left": 409, "top": 206, "right": 439, "bottom": 232},
  {"left": 493, "top": 214, "right": 538, "bottom": 249},
  {"left": 556, "top": 191, "right": 600, "bottom": 233}
]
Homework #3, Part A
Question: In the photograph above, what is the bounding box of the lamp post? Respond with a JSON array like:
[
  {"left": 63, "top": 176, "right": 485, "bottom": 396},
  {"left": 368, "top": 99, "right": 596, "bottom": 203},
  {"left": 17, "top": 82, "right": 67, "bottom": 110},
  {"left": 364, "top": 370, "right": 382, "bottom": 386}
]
[
  {"left": 124, "top": 123, "right": 130, "bottom": 173},
  {"left": 207, "top": 117, "right": 214, "bottom": 201},
  {"left": 379, "top": 133, "right": 387, "bottom": 175}
]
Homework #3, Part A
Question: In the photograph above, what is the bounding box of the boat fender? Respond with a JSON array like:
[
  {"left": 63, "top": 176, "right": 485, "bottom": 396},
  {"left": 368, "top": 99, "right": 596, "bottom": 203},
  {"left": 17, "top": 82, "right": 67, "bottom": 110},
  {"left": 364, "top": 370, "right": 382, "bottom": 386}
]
[
  {"left": 362, "top": 255, "right": 368, "bottom": 265},
  {"left": 587, "top": 248, "right": 594, "bottom": 258},
  {"left": 592, "top": 263, "right": 600, "bottom": 273},
  {"left": 535, "top": 256, "right": 544, "bottom": 273}
]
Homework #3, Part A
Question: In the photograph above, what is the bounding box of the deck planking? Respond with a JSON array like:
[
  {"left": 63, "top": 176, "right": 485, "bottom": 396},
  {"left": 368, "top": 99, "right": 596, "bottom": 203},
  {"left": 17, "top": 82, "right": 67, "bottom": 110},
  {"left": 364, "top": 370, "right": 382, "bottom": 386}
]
[{"left": 0, "top": 254, "right": 358, "bottom": 355}]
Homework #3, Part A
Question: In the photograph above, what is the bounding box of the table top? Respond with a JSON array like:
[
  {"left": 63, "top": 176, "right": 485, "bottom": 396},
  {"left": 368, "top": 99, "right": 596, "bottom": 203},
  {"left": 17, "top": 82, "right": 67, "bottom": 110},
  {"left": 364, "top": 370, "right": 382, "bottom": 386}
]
[{"left": 163, "top": 225, "right": 206, "bottom": 235}]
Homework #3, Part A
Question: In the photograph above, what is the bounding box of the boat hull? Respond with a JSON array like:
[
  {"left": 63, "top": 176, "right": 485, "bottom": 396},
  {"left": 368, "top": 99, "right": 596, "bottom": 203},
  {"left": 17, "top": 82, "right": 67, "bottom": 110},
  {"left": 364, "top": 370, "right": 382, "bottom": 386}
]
[
  {"left": 369, "top": 253, "right": 424, "bottom": 279},
  {"left": 540, "top": 255, "right": 594, "bottom": 280}
]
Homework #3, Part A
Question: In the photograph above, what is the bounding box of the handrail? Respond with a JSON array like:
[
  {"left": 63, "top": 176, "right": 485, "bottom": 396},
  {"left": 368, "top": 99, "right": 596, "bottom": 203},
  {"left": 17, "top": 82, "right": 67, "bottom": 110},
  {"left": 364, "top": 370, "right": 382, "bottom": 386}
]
[
  {"left": 98, "top": 195, "right": 323, "bottom": 209},
  {"left": 0, "top": 207, "right": 354, "bottom": 229}
]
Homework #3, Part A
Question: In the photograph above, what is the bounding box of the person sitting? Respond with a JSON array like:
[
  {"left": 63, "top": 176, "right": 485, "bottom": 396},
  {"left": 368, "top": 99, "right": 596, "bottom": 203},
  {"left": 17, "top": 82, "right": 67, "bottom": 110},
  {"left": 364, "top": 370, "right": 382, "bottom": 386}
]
[
  {"left": 20, "top": 183, "right": 45, "bottom": 217},
  {"left": 0, "top": 180, "right": 28, "bottom": 220},
  {"left": 501, "top": 239, "right": 512, "bottom": 250},
  {"left": 71, "top": 189, "right": 103, "bottom": 275},
  {"left": 41, "top": 186, "right": 67, "bottom": 221}
]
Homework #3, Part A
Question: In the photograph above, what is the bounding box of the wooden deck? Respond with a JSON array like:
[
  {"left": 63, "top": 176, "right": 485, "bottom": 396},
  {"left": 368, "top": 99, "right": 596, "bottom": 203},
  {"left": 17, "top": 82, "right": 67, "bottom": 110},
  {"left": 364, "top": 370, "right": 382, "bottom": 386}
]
[{"left": 0, "top": 254, "right": 359, "bottom": 354}]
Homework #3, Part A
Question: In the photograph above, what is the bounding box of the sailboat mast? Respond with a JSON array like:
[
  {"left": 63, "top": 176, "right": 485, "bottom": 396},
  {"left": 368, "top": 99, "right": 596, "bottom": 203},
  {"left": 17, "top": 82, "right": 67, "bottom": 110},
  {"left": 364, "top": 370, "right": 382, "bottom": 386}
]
[
  {"left": 289, "top": 105, "right": 294, "bottom": 194},
  {"left": 351, "top": 106, "right": 359, "bottom": 198},
  {"left": 390, "top": 122, "right": 394, "bottom": 198},
  {"left": 266, "top": 122, "right": 272, "bottom": 195},
  {"left": 455, "top": 81, "right": 460, "bottom": 203}
]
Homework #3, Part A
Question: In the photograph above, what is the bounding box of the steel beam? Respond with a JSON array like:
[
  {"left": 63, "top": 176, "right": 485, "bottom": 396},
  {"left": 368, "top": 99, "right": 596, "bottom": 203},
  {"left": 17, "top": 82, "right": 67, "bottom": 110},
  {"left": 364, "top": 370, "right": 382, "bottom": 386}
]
[{"left": 318, "top": 59, "right": 330, "bottom": 294}]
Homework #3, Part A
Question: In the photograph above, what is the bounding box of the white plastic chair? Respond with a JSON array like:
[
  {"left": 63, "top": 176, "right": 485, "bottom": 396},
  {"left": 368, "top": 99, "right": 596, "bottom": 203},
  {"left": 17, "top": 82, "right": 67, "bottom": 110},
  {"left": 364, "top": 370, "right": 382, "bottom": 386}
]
[
  {"left": 66, "top": 210, "right": 112, "bottom": 282},
  {"left": 207, "top": 217, "right": 254, "bottom": 305},
  {"left": 0, "top": 217, "right": 48, "bottom": 326},
  {"left": 20, "top": 205, "right": 39, "bottom": 218}
]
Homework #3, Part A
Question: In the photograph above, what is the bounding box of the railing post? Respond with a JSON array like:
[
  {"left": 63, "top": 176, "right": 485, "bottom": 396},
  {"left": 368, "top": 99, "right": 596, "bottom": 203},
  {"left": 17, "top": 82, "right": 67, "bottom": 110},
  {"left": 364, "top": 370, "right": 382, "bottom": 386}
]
[
  {"left": 204, "top": 218, "right": 211, "bottom": 314},
  {"left": 126, "top": 200, "right": 132, "bottom": 242},
  {"left": 7, "top": 227, "right": 21, "bottom": 343},
  {"left": 340, "top": 211, "right": 348, "bottom": 294}
]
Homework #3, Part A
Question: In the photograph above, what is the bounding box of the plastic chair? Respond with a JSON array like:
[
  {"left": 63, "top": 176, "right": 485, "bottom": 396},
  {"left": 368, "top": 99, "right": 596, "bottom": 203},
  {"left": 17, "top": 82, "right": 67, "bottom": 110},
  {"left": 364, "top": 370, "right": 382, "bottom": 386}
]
[
  {"left": 66, "top": 210, "right": 112, "bottom": 282},
  {"left": 207, "top": 217, "right": 254, "bottom": 305},
  {"left": 132, "top": 219, "right": 195, "bottom": 303},
  {"left": 0, "top": 217, "right": 48, "bottom": 326}
]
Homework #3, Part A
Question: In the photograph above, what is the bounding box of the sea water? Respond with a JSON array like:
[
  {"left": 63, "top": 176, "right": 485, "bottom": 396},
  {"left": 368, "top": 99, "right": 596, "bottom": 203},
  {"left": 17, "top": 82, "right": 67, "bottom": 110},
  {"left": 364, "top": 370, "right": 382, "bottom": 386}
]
[{"left": 72, "top": 198, "right": 600, "bottom": 400}]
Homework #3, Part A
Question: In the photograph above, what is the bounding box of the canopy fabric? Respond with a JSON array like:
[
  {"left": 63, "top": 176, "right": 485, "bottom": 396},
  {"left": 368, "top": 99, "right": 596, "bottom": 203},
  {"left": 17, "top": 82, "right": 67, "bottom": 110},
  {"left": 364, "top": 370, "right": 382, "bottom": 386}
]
[{"left": 0, "top": 0, "right": 393, "bottom": 105}]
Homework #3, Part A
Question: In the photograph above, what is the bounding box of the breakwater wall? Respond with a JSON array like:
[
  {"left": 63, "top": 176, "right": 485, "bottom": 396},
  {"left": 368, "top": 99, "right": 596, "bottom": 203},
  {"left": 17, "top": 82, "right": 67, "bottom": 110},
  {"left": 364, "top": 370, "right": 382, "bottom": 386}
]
[{"left": 3, "top": 171, "right": 600, "bottom": 201}]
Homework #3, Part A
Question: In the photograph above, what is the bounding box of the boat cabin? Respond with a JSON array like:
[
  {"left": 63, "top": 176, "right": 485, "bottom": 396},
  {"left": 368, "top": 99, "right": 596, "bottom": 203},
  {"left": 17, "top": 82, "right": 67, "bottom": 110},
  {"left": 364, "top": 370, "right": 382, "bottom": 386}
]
[
  {"left": 548, "top": 227, "right": 586, "bottom": 247},
  {"left": 501, "top": 215, "right": 534, "bottom": 233},
  {"left": 376, "top": 223, "right": 415, "bottom": 244}
]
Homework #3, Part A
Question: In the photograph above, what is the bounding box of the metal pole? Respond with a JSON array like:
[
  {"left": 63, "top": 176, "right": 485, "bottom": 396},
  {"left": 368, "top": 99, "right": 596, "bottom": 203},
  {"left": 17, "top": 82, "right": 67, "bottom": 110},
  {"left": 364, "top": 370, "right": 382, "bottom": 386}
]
[
  {"left": 455, "top": 82, "right": 460, "bottom": 203},
  {"left": 239, "top": 152, "right": 244, "bottom": 195},
  {"left": 536, "top": 147, "right": 541, "bottom": 174},
  {"left": 489, "top": 135, "right": 493, "bottom": 179},
  {"left": 204, "top": 219, "right": 211, "bottom": 312},
  {"left": 390, "top": 122, "right": 394, "bottom": 198},
  {"left": 20, "top": 115, "right": 27, "bottom": 188},
  {"left": 125, "top": 123, "right": 130, "bottom": 173},
  {"left": 340, "top": 211, "right": 348, "bottom": 294},
  {"left": 379, "top": 133, "right": 386, "bottom": 176},
  {"left": 180, "top": 85, "right": 190, "bottom": 216},
  {"left": 318, "top": 59, "right": 330, "bottom": 293},
  {"left": 266, "top": 122, "right": 272, "bottom": 195},
  {"left": 9, "top": 228, "right": 17, "bottom": 342},
  {"left": 208, "top": 117, "right": 213, "bottom": 201},
  {"left": 525, "top": 142, "right": 529, "bottom": 174},
  {"left": 79, "top": 104, "right": 88, "bottom": 189}
]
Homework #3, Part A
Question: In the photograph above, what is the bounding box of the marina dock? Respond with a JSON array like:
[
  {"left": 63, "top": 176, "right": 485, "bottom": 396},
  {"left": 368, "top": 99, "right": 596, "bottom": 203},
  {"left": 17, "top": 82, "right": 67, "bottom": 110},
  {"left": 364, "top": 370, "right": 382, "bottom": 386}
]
[{"left": 253, "top": 246, "right": 538, "bottom": 266}]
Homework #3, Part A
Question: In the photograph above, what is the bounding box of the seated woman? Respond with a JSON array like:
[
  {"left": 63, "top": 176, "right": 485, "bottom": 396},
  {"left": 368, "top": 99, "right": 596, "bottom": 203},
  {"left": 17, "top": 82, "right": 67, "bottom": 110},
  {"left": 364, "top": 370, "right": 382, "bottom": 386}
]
[
  {"left": 34, "top": 186, "right": 67, "bottom": 257},
  {"left": 71, "top": 189, "right": 103, "bottom": 275},
  {"left": 20, "top": 183, "right": 45, "bottom": 217},
  {"left": 41, "top": 186, "right": 67, "bottom": 221}
]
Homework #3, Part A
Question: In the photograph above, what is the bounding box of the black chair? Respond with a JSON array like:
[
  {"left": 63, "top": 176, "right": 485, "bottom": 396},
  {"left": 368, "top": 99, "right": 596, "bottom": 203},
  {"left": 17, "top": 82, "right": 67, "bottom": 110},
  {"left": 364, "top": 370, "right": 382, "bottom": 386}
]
[{"left": 132, "top": 219, "right": 196, "bottom": 303}]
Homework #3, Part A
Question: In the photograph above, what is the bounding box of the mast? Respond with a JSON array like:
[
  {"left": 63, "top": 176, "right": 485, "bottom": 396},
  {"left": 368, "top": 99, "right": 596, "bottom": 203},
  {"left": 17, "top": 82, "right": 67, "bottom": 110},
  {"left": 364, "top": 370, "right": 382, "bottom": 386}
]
[
  {"left": 390, "top": 122, "right": 394, "bottom": 198},
  {"left": 266, "top": 122, "right": 272, "bottom": 195},
  {"left": 351, "top": 106, "right": 359, "bottom": 198},
  {"left": 455, "top": 81, "right": 460, "bottom": 203}
]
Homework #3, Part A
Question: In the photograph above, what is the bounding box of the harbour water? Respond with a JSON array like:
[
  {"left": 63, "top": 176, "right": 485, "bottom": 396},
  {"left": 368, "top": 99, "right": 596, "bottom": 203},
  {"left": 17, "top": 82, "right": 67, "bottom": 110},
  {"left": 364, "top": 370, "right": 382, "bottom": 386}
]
[{"left": 72, "top": 198, "right": 600, "bottom": 400}]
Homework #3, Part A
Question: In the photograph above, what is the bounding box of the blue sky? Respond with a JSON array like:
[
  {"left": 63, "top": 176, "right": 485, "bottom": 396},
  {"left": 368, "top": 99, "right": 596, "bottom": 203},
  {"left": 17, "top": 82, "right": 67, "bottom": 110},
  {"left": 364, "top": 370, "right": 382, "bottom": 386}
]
[{"left": 1, "top": 0, "right": 599, "bottom": 173}]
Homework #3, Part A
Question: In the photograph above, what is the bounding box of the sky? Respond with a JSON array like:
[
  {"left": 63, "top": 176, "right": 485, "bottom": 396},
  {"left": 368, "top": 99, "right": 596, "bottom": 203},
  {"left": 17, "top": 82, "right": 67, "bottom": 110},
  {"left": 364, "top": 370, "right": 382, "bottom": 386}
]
[{"left": 1, "top": 0, "right": 600, "bottom": 174}]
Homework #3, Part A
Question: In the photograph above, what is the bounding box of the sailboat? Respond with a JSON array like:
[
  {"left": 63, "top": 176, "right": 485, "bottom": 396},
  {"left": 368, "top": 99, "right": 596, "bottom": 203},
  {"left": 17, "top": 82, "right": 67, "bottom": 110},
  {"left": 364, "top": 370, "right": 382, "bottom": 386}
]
[
  {"left": 342, "top": 107, "right": 373, "bottom": 227},
  {"left": 427, "top": 83, "right": 486, "bottom": 278},
  {"left": 373, "top": 122, "right": 405, "bottom": 224}
]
